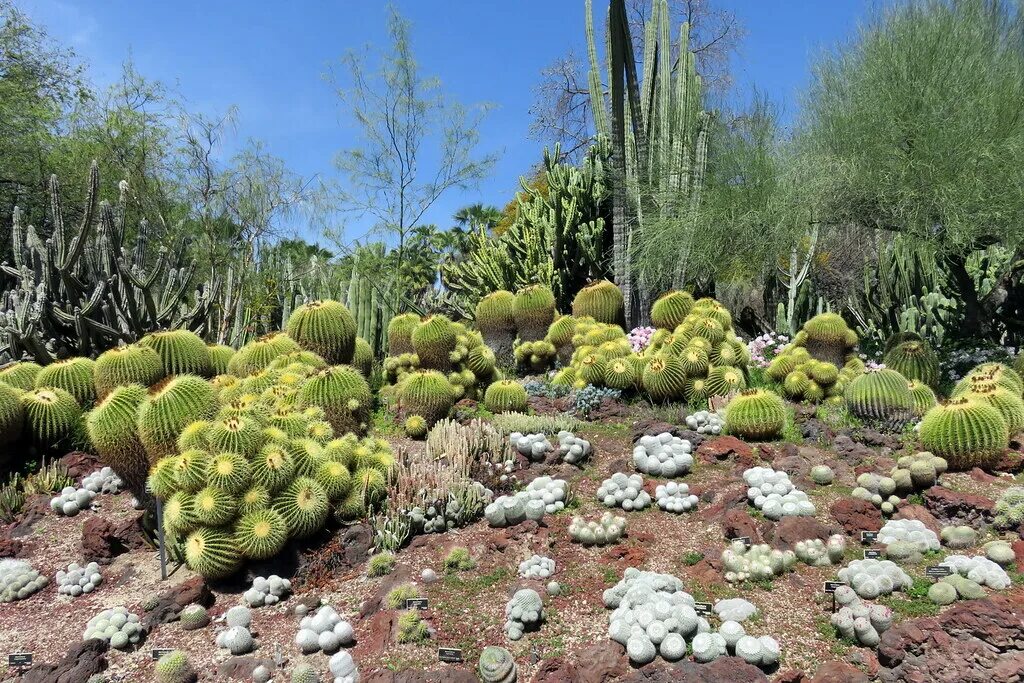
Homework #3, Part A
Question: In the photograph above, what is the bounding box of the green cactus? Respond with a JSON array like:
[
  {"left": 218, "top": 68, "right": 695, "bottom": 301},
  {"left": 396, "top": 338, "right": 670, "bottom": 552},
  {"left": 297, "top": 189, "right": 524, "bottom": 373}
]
[
  {"left": 883, "top": 340, "right": 939, "bottom": 388},
  {"left": 205, "top": 452, "right": 252, "bottom": 494},
  {"left": 184, "top": 525, "right": 242, "bottom": 579},
  {"left": 251, "top": 442, "right": 296, "bottom": 493},
  {"left": 484, "top": 380, "right": 529, "bottom": 414},
  {"left": 140, "top": 330, "right": 213, "bottom": 378},
  {"left": 0, "top": 381, "right": 25, "bottom": 446},
  {"left": 919, "top": 397, "right": 1009, "bottom": 470},
  {"left": 207, "top": 415, "right": 264, "bottom": 458},
  {"left": 963, "top": 381, "right": 1024, "bottom": 434},
  {"left": 0, "top": 361, "right": 42, "bottom": 390},
  {"left": 206, "top": 344, "right": 236, "bottom": 376},
  {"left": 404, "top": 414, "right": 428, "bottom": 439},
  {"left": 286, "top": 300, "right": 358, "bottom": 365},
  {"left": 368, "top": 551, "right": 396, "bottom": 577},
  {"left": 953, "top": 362, "right": 1024, "bottom": 397},
  {"left": 475, "top": 290, "right": 517, "bottom": 362},
  {"left": 154, "top": 649, "right": 197, "bottom": 683},
  {"left": 137, "top": 375, "right": 218, "bottom": 459},
  {"left": 571, "top": 280, "right": 625, "bottom": 327},
  {"left": 705, "top": 365, "right": 747, "bottom": 398},
  {"left": 163, "top": 492, "right": 198, "bottom": 536},
  {"left": 352, "top": 337, "right": 374, "bottom": 377},
  {"left": 20, "top": 386, "right": 82, "bottom": 446},
  {"left": 146, "top": 456, "right": 180, "bottom": 500},
  {"left": 298, "top": 366, "right": 373, "bottom": 435},
  {"left": 603, "top": 358, "right": 637, "bottom": 391},
  {"left": 238, "top": 484, "right": 271, "bottom": 514},
  {"left": 192, "top": 485, "right": 239, "bottom": 526},
  {"left": 235, "top": 508, "right": 289, "bottom": 560},
  {"left": 314, "top": 459, "right": 352, "bottom": 501},
  {"left": 93, "top": 345, "right": 164, "bottom": 400},
  {"left": 513, "top": 285, "right": 556, "bottom": 342},
  {"left": 228, "top": 333, "right": 302, "bottom": 377},
  {"left": 274, "top": 476, "right": 330, "bottom": 538},
  {"left": 907, "top": 380, "right": 938, "bottom": 417},
  {"left": 651, "top": 291, "right": 695, "bottom": 330},
  {"left": 34, "top": 357, "right": 96, "bottom": 407},
  {"left": 173, "top": 449, "right": 210, "bottom": 494},
  {"left": 642, "top": 355, "right": 687, "bottom": 402},
  {"left": 799, "top": 312, "right": 857, "bottom": 367},
  {"left": 578, "top": 353, "right": 609, "bottom": 386},
  {"left": 411, "top": 315, "right": 458, "bottom": 373},
  {"left": 387, "top": 313, "right": 420, "bottom": 356},
  {"left": 843, "top": 368, "right": 913, "bottom": 423},
  {"left": 725, "top": 389, "right": 787, "bottom": 441},
  {"left": 397, "top": 370, "right": 456, "bottom": 426},
  {"left": 86, "top": 384, "right": 150, "bottom": 498}
]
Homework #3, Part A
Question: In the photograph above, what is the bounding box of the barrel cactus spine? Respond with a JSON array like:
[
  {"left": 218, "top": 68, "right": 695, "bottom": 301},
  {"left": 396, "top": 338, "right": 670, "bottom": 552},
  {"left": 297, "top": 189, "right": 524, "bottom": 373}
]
[
  {"left": 286, "top": 300, "right": 358, "bottom": 365},
  {"left": 140, "top": 329, "right": 213, "bottom": 377}
]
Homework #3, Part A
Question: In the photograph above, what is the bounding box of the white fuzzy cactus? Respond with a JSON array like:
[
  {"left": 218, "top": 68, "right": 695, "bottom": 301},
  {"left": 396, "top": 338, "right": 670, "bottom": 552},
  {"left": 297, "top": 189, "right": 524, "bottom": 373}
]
[
  {"left": 794, "top": 535, "right": 847, "bottom": 566},
  {"left": 510, "top": 432, "right": 553, "bottom": 461},
  {"left": 244, "top": 574, "right": 292, "bottom": 607},
  {"left": 329, "top": 650, "right": 360, "bottom": 683},
  {"left": 518, "top": 554, "right": 556, "bottom": 579},
  {"left": 81, "top": 467, "right": 122, "bottom": 494},
  {"left": 555, "top": 431, "right": 592, "bottom": 464},
  {"left": 0, "top": 559, "right": 48, "bottom": 603},
  {"left": 569, "top": 512, "right": 626, "bottom": 545},
  {"left": 713, "top": 598, "right": 758, "bottom": 622},
  {"left": 654, "top": 482, "right": 699, "bottom": 513},
  {"left": 878, "top": 519, "right": 940, "bottom": 552},
  {"left": 742, "top": 467, "right": 815, "bottom": 520},
  {"left": 216, "top": 624, "right": 254, "bottom": 655},
  {"left": 50, "top": 485, "right": 96, "bottom": 517},
  {"left": 633, "top": 433, "right": 693, "bottom": 477},
  {"left": 484, "top": 477, "right": 567, "bottom": 527},
  {"left": 721, "top": 541, "right": 796, "bottom": 583},
  {"left": 295, "top": 605, "right": 356, "bottom": 654},
  {"left": 597, "top": 473, "right": 651, "bottom": 511},
  {"left": 504, "top": 589, "right": 544, "bottom": 641},
  {"left": 940, "top": 554, "right": 1011, "bottom": 590},
  {"left": 56, "top": 561, "right": 102, "bottom": 597},
  {"left": 837, "top": 559, "right": 913, "bottom": 598},
  {"left": 684, "top": 410, "right": 723, "bottom": 435},
  {"left": 83, "top": 607, "right": 143, "bottom": 650},
  {"left": 831, "top": 594, "right": 893, "bottom": 647}
]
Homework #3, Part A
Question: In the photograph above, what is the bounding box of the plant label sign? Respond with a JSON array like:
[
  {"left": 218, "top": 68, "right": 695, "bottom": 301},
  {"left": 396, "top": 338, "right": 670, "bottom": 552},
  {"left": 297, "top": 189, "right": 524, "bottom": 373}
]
[
  {"left": 404, "top": 597, "right": 429, "bottom": 610},
  {"left": 732, "top": 536, "right": 752, "bottom": 548},
  {"left": 693, "top": 602, "right": 714, "bottom": 616},
  {"left": 860, "top": 531, "right": 878, "bottom": 544},
  {"left": 863, "top": 548, "right": 883, "bottom": 559},
  {"left": 926, "top": 565, "right": 953, "bottom": 579},
  {"left": 151, "top": 648, "right": 175, "bottom": 661},
  {"left": 8, "top": 653, "right": 32, "bottom": 668},
  {"left": 823, "top": 581, "right": 844, "bottom": 594},
  {"left": 438, "top": 647, "right": 464, "bottom": 664}
]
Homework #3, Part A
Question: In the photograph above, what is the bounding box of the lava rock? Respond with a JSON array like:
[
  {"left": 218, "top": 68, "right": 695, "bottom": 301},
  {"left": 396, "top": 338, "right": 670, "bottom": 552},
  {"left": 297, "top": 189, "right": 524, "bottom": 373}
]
[
  {"left": 923, "top": 487, "right": 994, "bottom": 527},
  {"left": 810, "top": 661, "right": 869, "bottom": 683},
  {"left": 19, "top": 638, "right": 108, "bottom": 683},
  {"left": 830, "top": 498, "right": 883, "bottom": 535},
  {"left": 80, "top": 511, "right": 147, "bottom": 564}
]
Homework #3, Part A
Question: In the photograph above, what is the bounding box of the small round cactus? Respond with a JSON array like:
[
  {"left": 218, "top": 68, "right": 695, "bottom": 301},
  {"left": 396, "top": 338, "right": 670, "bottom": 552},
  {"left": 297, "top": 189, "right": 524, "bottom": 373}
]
[
  {"left": 155, "top": 650, "right": 197, "bottom": 683},
  {"left": 810, "top": 465, "right": 834, "bottom": 485}
]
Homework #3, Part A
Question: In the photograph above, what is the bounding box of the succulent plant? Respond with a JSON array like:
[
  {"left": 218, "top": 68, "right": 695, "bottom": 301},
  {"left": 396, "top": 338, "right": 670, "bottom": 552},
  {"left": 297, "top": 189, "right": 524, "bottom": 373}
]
[
  {"left": 743, "top": 467, "right": 815, "bottom": 520},
  {"left": 243, "top": 574, "right": 292, "bottom": 607},
  {"left": 800, "top": 312, "right": 858, "bottom": 367},
  {"left": 504, "top": 588, "right": 544, "bottom": 641},
  {"left": 92, "top": 344, "right": 165, "bottom": 400},
  {"left": 291, "top": 663, "right": 320, "bottom": 683},
  {"left": 235, "top": 508, "right": 289, "bottom": 559},
  {"left": 810, "top": 465, "right": 834, "bottom": 485},
  {"left": 179, "top": 603, "right": 210, "bottom": 630},
  {"left": 953, "top": 362, "right": 1024, "bottom": 396},
  {"left": 568, "top": 511, "right": 626, "bottom": 545},
  {"left": 479, "top": 646, "right": 517, "bottom": 683},
  {"left": 640, "top": 355, "right": 687, "bottom": 402},
  {"left": 229, "top": 333, "right": 302, "bottom": 377},
  {"left": 571, "top": 279, "right": 625, "bottom": 327},
  {"left": 184, "top": 526, "right": 242, "bottom": 579},
  {"left": 397, "top": 370, "right": 456, "bottom": 426},
  {"left": 513, "top": 284, "right": 556, "bottom": 341},
  {"left": 983, "top": 539, "right": 1015, "bottom": 566},
  {"left": 82, "top": 606, "right": 144, "bottom": 649},
  {"left": 352, "top": 337, "right": 374, "bottom": 378},
  {"left": 216, "top": 624, "right": 255, "bottom": 655},
  {"left": 155, "top": 650, "right": 197, "bottom": 683},
  {"left": 919, "top": 397, "right": 1009, "bottom": 470},
  {"left": 485, "top": 477, "right": 567, "bottom": 527},
  {"left": 484, "top": 380, "right": 528, "bottom": 414},
  {"left": 844, "top": 368, "right": 913, "bottom": 423},
  {"left": 274, "top": 476, "right": 330, "bottom": 538},
  {"left": 207, "top": 344, "right": 236, "bottom": 375},
  {"left": 890, "top": 451, "right": 947, "bottom": 493},
  {"left": 705, "top": 365, "right": 747, "bottom": 398},
  {"left": 0, "top": 381, "right": 24, "bottom": 446},
  {"left": 597, "top": 472, "right": 651, "bottom": 511},
  {"left": 725, "top": 389, "right": 786, "bottom": 440},
  {"left": 367, "top": 552, "right": 396, "bottom": 578},
  {"left": 650, "top": 290, "right": 695, "bottom": 330},
  {"left": 34, "top": 357, "right": 96, "bottom": 407},
  {"left": 0, "top": 559, "right": 49, "bottom": 602},
  {"left": 475, "top": 290, "right": 517, "bottom": 362},
  {"left": 140, "top": 330, "right": 213, "bottom": 378},
  {"left": 654, "top": 481, "right": 699, "bottom": 513},
  {"left": 251, "top": 442, "right": 296, "bottom": 493},
  {"left": 837, "top": 559, "right": 912, "bottom": 598},
  {"left": 884, "top": 339, "right": 939, "bottom": 388},
  {"left": 0, "top": 361, "right": 42, "bottom": 389},
  {"left": 994, "top": 486, "right": 1024, "bottom": 529},
  {"left": 721, "top": 541, "right": 796, "bottom": 583},
  {"left": 385, "top": 313, "right": 420, "bottom": 356},
  {"left": 20, "top": 386, "right": 82, "bottom": 446},
  {"left": 286, "top": 300, "right": 358, "bottom": 365},
  {"left": 633, "top": 433, "right": 693, "bottom": 477},
  {"left": 794, "top": 535, "right": 846, "bottom": 566},
  {"left": 830, "top": 591, "right": 893, "bottom": 647},
  {"left": 962, "top": 381, "right": 1024, "bottom": 434},
  {"left": 137, "top": 375, "right": 218, "bottom": 458},
  {"left": 298, "top": 365, "right": 372, "bottom": 435},
  {"left": 940, "top": 525, "right": 978, "bottom": 549}
]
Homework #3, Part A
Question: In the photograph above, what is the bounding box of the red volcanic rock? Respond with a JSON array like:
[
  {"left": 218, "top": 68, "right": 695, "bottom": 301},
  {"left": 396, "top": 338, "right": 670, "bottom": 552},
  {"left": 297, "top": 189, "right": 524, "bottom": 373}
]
[
  {"left": 20, "top": 638, "right": 108, "bottom": 683},
  {"left": 58, "top": 451, "right": 100, "bottom": 480},
  {"left": 877, "top": 593, "right": 1024, "bottom": 682},
  {"left": 697, "top": 436, "right": 754, "bottom": 466},
  {"left": 891, "top": 504, "right": 941, "bottom": 535},
  {"left": 722, "top": 509, "right": 763, "bottom": 544},
  {"left": 771, "top": 516, "right": 834, "bottom": 550},
  {"left": 810, "top": 661, "right": 869, "bottom": 683},
  {"left": 81, "top": 511, "right": 147, "bottom": 564},
  {"left": 923, "top": 486, "right": 994, "bottom": 526},
  {"left": 364, "top": 668, "right": 477, "bottom": 683},
  {"left": 830, "top": 498, "right": 882, "bottom": 535}
]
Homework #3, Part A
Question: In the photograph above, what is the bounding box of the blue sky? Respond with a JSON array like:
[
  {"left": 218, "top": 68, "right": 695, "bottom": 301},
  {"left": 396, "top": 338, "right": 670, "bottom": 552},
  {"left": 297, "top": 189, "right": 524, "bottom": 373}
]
[{"left": 22, "top": 0, "right": 870, "bottom": 246}]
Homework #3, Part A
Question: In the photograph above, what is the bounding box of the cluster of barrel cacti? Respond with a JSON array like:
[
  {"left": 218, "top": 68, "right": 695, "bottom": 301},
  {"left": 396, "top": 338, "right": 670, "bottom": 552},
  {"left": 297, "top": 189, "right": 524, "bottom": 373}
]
[
  {"left": 381, "top": 312, "right": 505, "bottom": 432},
  {"left": 766, "top": 313, "right": 862, "bottom": 403}
]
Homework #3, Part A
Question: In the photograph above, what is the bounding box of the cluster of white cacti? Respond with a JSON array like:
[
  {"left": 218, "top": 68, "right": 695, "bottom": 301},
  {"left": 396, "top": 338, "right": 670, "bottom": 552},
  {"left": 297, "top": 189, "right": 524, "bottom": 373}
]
[
  {"left": 295, "top": 605, "right": 355, "bottom": 655},
  {"left": 0, "top": 559, "right": 48, "bottom": 603},
  {"left": 81, "top": 466, "right": 122, "bottom": 494},
  {"left": 597, "top": 473, "right": 651, "bottom": 510},
  {"left": 329, "top": 650, "right": 360, "bottom": 683},
  {"left": 484, "top": 477, "right": 567, "bottom": 527},
  {"left": 878, "top": 519, "right": 940, "bottom": 563},
  {"left": 837, "top": 559, "right": 913, "bottom": 598},
  {"left": 504, "top": 588, "right": 544, "bottom": 641},
  {"left": 940, "top": 554, "right": 1011, "bottom": 589},
  {"left": 83, "top": 607, "right": 143, "bottom": 650},
  {"left": 50, "top": 486, "right": 96, "bottom": 517},
  {"left": 742, "top": 467, "right": 815, "bottom": 520},
  {"left": 712, "top": 598, "right": 758, "bottom": 622},
  {"left": 569, "top": 511, "right": 626, "bottom": 545},
  {"left": 721, "top": 541, "right": 796, "bottom": 583},
  {"left": 831, "top": 586, "right": 893, "bottom": 647},
  {"left": 693, "top": 621, "right": 780, "bottom": 668},
  {"left": 216, "top": 606, "right": 255, "bottom": 655},
  {"left": 554, "top": 431, "right": 592, "bottom": 464},
  {"left": 56, "top": 561, "right": 103, "bottom": 597},
  {"left": 984, "top": 540, "right": 1016, "bottom": 566},
  {"left": 632, "top": 433, "right": 693, "bottom": 477},
  {"left": 518, "top": 554, "right": 556, "bottom": 579},
  {"left": 510, "top": 432, "right": 553, "bottom": 461},
  {"left": 654, "top": 482, "right": 699, "bottom": 513},
  {"left": 684, "top": 410, "right": 723, "bottom": 435},
  {"left": 852, "top": 473, "right": 901, "bottom": 514},
  {"left": 794, "top": 535, "right": 847, "bottom": 566},
  {"left": 244, "top": 575, "right": 292, "bottom": 607},
  {"left": 940, "top": 525, "right": 978, "bottom": 549}
]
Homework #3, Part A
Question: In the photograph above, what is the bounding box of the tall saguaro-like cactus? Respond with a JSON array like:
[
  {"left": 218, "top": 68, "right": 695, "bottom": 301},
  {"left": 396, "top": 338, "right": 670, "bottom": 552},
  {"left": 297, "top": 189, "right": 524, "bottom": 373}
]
[
  {"left": 587, "top": 0, "right": 711, "bottom": 325},
  {"left": 1, "top": 163, "right": 219, "bottom": 363}
]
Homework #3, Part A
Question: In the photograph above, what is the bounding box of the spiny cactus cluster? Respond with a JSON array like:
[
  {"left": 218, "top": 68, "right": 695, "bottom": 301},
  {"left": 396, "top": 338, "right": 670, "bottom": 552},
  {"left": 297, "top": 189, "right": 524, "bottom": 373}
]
[
  {"left": 890, "top": 452, "right": 946, "bottom": 493},
  {"left": 837, "top": 559, "right": 912, "bottom": 598},
  {"left": 694, "top": 621, "right": 781, "bottom": 668},
  {"left": 919, "top": 396, "right": 1009, "bottom": 470},
  {"left": 518, "top": 554, "right": 556, "bottom": 579},
  {"left": 295, "top": 605, "right": 355, "bottom": 655},
  {"left": 852, "top": 473, "right": 902, "bottom": 514},
  {"left": 217, "top": 607, "right": 255, "bottom": 655},
  {"left": 179, "top": 603, "right": 210, "bottom": 630},
  {"left": 603, "top": 569, "right": 703, "bottom": 665},
  {"left": 725, "top": 389, "right": 787, "bottom": 440},
  {"left": 712, "top": 598, "right": 758, "bottom": 622},
  {"left": 721, "top": 541, "right": 796, "bottom": 583},
  {"left": 767, "top": 313, "right": 861, "bottom": 404},
  {"left": 883, "top": 336, "right": 939, "bottom": 388},
  {"left": 878, "top": 519, "right": 940, "bottom": 563},
  {"left": 478, "top": 646, "right": 517, "bottom": 683},
  {"left": 83, "top": 607, "right": 143, "bottom": 650},
  {"left": 569, "top": 511, "right": 627, "bottom": 545},
  {"left": 742, "top": 467, "right": 815, "bottom": 520},
  {"left": 654, "top": 482, "right": 698, "bottom": 513},
  {"left": 484, "top": 477, "right": 567, "bottom": 527},
  {"left": 504, "top": 588, "right": 544, "bottom": 640},
  {"left": 810, "top": 465, "right": 834, "bottom": 485},
  {"left": 939, "top": 554, "right": 1011, "bottom": 589},
  {"left": 994, "top": 486, "right": 1024, "bottom": 529},
  {"left": 684, "top": 409, "right": 723, "bottom": 435},
  {"left": 843, "top": 368, "right": 914, "bottom": 425},
  {"left": 154, "top": 650, "right": 197, "bottom": 683},
  {"left": 82, "top": 466, "right": 122, "bottom": 494},
  {"left": 597, "top": 473, "right": 651, "bottom": 510},
  {"left": 50, "top": 485, "right": 97, "bottom": 517},
  {"left": 0, "top": 559, "right": 48, "bottom": 602},
  {"left": 831, "top": 586, "right": 893, "bottom": 647},
  {"left": 794, "top": 535, "right": 846, "bottom": 566},
  {"left": 56, "top": 561, "right": 103, "bottom": 596},
  {"left": 244, "top": 574, "right": 292, "bottom": 607},
  {"left": 328, "top": 651, "right": 360, "bottom": 683},
  {"left": 940, "top": 525, "right": 978, "bottom": 549},
  {"left": 633, "top": 433, "right": 693, "bottom": 477}
]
